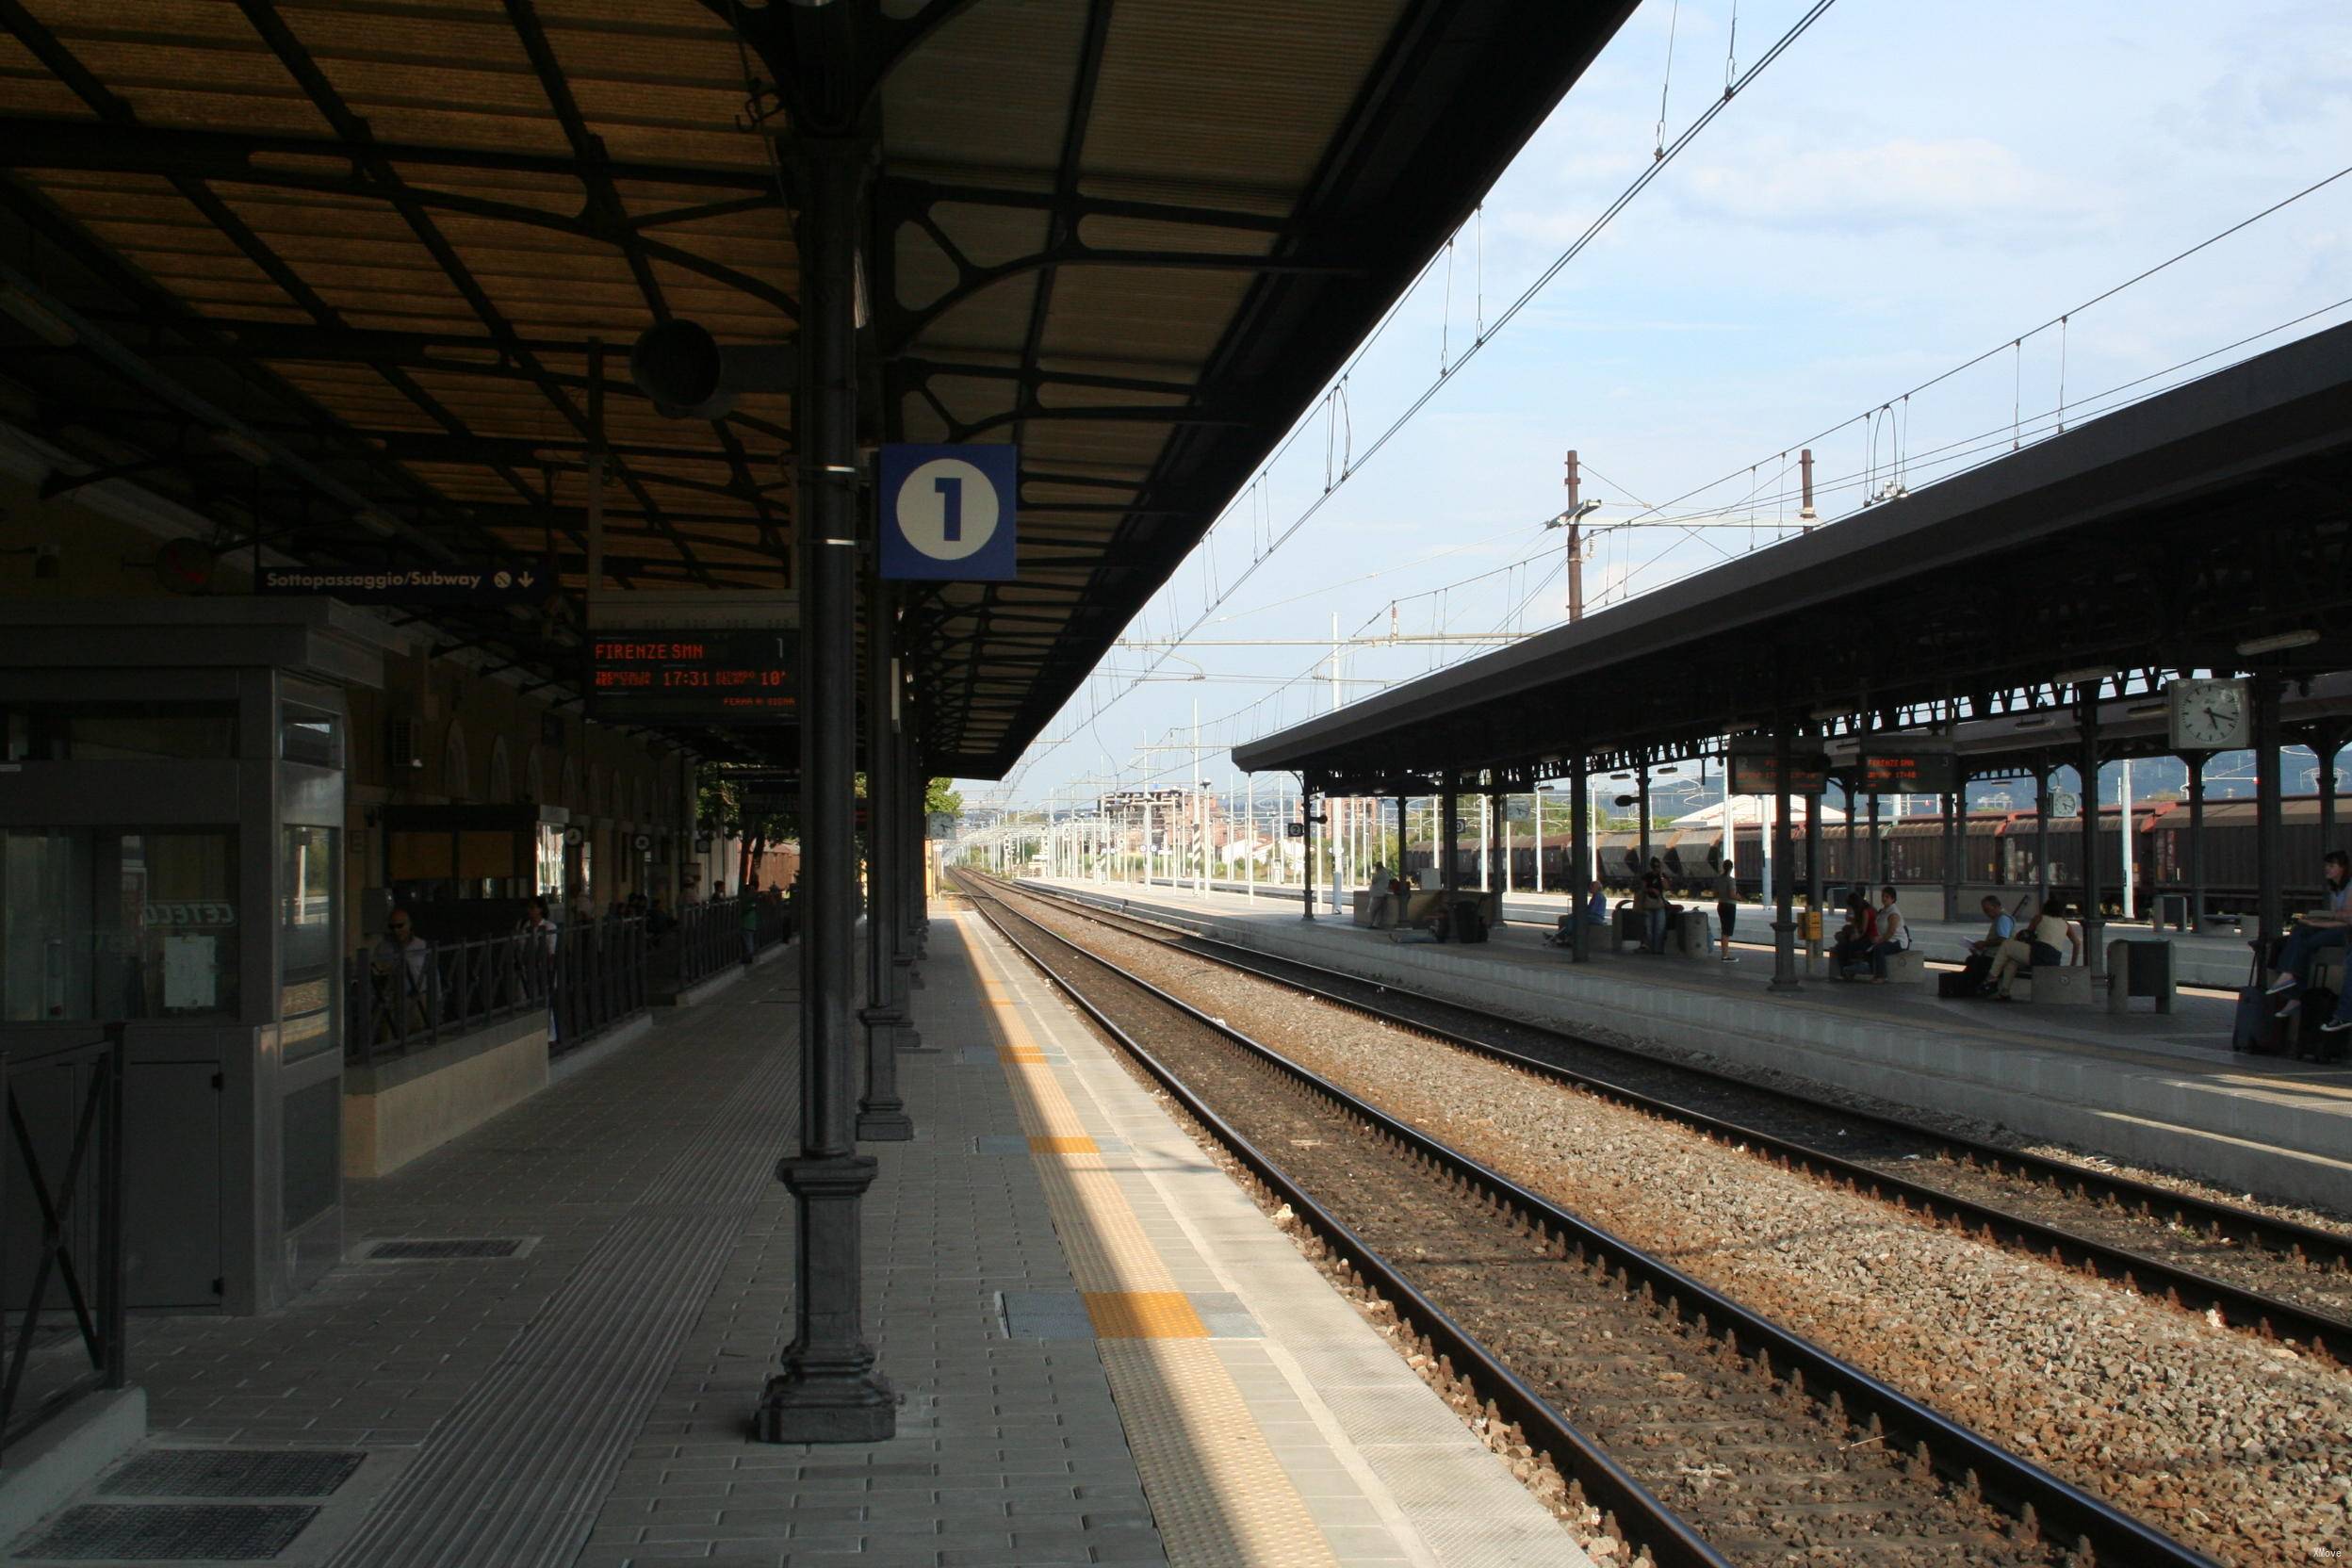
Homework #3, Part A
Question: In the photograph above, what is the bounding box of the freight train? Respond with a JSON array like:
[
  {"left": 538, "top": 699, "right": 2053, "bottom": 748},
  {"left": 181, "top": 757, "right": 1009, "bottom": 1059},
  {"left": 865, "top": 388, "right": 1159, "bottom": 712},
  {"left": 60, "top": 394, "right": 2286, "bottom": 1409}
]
[{"left": 1399, "top": 796, "right": 2344, "bottom": 919}]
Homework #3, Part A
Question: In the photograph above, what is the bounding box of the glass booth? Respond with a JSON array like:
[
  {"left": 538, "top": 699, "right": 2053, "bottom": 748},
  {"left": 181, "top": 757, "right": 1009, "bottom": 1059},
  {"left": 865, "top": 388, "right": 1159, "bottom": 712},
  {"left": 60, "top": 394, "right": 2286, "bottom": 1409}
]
[{"left": 1, "top": 601, "right": 367, "bottom": 1313}]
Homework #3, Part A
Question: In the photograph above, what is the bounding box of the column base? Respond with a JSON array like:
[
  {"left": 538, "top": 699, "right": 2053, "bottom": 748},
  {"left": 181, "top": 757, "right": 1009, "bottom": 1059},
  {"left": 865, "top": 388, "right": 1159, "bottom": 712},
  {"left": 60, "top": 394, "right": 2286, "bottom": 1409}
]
[
  {"left": 755, "top": 1368, "right": 897, "bottom": 1445},
  {"left": 759, "top": 1153, "right": 895, "bottom": 1443},
  {"left": 855, "top": 1105, "right": 914, "bottom": 1141}
]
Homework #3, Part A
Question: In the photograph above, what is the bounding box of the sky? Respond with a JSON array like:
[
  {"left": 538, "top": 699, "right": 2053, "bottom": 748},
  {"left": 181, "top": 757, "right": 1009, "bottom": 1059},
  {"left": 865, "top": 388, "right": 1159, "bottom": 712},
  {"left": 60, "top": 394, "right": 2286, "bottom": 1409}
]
[{"left": 961, "top": 0, "right": 2352, "bottom": 813}]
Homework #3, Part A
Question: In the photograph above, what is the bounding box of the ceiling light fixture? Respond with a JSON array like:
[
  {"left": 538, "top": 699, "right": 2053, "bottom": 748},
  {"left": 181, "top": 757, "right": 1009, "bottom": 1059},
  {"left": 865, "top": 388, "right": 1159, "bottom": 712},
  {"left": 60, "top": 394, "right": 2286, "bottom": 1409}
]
[{"left": 2235, "top": 629, "right": 2321, "bottom": 657}]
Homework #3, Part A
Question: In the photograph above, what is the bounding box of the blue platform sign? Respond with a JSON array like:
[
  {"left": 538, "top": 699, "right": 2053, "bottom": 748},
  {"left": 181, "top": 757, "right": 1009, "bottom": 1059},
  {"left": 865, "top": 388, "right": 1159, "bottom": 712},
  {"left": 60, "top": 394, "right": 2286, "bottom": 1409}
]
[{"left": 878, "top": 443, "right": 1018, "bottom": 581}]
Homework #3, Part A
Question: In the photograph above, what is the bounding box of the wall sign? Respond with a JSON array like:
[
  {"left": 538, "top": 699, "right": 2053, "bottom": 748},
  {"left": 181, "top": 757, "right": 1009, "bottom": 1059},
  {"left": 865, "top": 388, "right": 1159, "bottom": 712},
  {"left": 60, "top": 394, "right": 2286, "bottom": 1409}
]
[
  {"left": 258, "top": 563, "right": 551, "bottom": 605},
  {"left": 878, "top": 443, "right": 1019, "bottom": 580},
  {"left": 586, "top": 631, "right": 795, "bottom": 725}
]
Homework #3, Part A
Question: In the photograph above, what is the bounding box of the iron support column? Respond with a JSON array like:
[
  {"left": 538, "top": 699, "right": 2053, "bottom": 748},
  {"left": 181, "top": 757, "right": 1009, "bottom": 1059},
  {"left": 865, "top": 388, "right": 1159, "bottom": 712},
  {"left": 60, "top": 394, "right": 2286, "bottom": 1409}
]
[
  {"left": 1636, "top": 769, "right": 1651, "bottom": 869},
  {"left": 2255, "top": 674, "right": 2284, "bottom": 954},
  {"left": 2034, "top": 754, "right": 2050, "bottom": 905},
  {"left": 1300, "top": 780, "right": 1315, "bottom": 921},
  {"left": 1840, "top": 777, "right": 1858, "bottom": 900},
  {"left": 858, "top": 568, "right": 912, "bottom": 1140},
  {"left": 1570, "top": 762, "right": 1591, "bottom": 962},
  {"left": 1769, "top": 727, "right": 1800, "bottom": 991},
  {"left": 1940, "top": 784, "right": 1961, "bottom": 922},
  {"left": 2078, "top": 692, "right": 2104, "bottom": 976},
  {"left": 758, "top": 136, "right": 892, "bottom": 1445}
]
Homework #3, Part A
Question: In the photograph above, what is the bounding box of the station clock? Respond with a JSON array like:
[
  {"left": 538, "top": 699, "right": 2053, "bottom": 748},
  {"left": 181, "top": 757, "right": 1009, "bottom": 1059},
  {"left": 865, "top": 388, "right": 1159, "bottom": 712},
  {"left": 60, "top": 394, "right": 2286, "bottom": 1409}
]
[{"left": 2166, "top": 677, "right": 2250, "bottom": 751}]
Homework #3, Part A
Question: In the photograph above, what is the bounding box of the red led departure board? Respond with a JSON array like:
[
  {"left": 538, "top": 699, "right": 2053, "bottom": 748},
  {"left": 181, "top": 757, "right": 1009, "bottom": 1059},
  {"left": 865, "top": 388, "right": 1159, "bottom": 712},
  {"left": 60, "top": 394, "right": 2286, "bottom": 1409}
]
[
  {"left": 1857, "top": 749, "right": 1959, "bottom": 794},
  {"left": 585, "top": 631, "right": 795, "bottom": 725},
  {"left": 1727, "top": 748, "right": 1830, "bottom": 796}
]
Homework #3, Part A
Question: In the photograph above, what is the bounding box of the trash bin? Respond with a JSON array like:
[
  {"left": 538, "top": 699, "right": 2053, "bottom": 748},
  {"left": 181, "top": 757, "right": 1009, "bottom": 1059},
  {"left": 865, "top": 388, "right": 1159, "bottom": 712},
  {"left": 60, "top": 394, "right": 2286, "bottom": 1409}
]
[
  {"left": 2107, "top": 938, "right": 2175, "bottom": 1015},
  {"left": 2153, "top": 892, "right": 2190, "bottom": 932}
]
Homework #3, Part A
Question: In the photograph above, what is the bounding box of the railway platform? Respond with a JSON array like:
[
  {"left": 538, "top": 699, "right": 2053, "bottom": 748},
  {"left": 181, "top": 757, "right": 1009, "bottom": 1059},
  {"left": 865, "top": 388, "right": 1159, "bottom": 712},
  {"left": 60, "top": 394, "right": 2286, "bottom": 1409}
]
[
  {"left": 1033, "top": 877, "right": 2352, "bottom": 1214},
  {"left": 5, "top": 906, "right": 1586, "bottom": 1568}
]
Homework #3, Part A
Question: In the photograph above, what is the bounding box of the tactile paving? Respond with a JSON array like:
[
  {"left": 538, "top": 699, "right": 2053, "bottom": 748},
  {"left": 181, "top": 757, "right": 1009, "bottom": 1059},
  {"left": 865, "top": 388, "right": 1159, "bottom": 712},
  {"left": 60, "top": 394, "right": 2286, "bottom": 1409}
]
[
  {"left": 12, "top": 1503, "right": 318, "bottom": 1560},
  {"left": 967, "top": 924, "right": 1337, "bottom": 1567},
  {"left": 1100, "top": 1340, "right": 1339, "bottom": 1568},
  {"left": 102, "top": 1449, "right": 363, "bottom": 1498},
  {"left": 361, "top": 1238, "right": 525, "bottom": 1261},
  {"left": 1030, "top": 1134, "right": 1099, "bottom": 1154},
  {"left": 1085, "top": 1290, "right": 1209, "bottom": 1339}
]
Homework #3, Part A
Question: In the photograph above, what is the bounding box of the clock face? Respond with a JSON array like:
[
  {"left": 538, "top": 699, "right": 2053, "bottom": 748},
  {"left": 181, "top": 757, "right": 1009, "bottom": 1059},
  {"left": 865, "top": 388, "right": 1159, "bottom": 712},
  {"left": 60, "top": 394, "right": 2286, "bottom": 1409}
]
[{"left": 2172, "top": 679, "right": 2248, "bottom": 749}]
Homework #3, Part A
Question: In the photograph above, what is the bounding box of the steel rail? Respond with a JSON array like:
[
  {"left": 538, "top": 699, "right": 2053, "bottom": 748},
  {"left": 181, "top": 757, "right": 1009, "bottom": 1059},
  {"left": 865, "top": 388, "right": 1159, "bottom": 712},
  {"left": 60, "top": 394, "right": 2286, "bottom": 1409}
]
[
  {"left": 961, "top": 875, "right": 2221, "bottom": 1568},
  {"left": 962, "top": 883, "right": 1733, "bottom": 1568},
  {"left": 1004, "top": 876, "right": 2352, "bottom": 1360}
]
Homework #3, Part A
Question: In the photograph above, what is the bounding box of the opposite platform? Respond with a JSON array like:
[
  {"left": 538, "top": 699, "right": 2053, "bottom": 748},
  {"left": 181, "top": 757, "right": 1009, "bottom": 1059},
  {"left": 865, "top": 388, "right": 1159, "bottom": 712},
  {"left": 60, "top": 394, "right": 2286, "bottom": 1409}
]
[
  {"left": 1032, "top": 876, "right": 2352, "bottom": 1213},
  {"left": 8, "top": 907, "right": 1583, "bottom": 1568}
]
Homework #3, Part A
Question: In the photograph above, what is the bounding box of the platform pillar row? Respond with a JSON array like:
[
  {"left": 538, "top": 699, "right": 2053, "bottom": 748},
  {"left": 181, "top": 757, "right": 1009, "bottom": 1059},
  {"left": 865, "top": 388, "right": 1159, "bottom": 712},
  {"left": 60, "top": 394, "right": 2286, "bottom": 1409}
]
[
  {"left": 1769, "top": 724, "right": 1801, "bottom": 992},
  {"left": 758, "top": 126, "right": 893, "bottom": 1445},
  {"left": 858, "top": 566, "right": 912, "bottom": 1141}
]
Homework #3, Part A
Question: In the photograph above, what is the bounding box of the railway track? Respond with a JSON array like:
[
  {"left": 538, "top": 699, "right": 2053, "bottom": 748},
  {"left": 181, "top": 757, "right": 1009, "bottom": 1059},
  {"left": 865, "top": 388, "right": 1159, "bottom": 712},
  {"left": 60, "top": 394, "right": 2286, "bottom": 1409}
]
[
  {"left": 957, "top": 873, "right": 2218, "bottom": 1568},
  {"left": 999, "top": 874, "right": 2352, "bottom": 1362}
]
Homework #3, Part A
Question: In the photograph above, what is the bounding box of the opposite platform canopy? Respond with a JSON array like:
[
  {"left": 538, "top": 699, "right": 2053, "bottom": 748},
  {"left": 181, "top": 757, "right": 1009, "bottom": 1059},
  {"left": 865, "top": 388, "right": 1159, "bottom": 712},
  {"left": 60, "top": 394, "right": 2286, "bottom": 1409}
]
[
  {"left": 1235, "top": 321, "right": 2352, "bottom": 791},
  {"left": 0, "top": 0, "right": 1635, "bottom": 776}
]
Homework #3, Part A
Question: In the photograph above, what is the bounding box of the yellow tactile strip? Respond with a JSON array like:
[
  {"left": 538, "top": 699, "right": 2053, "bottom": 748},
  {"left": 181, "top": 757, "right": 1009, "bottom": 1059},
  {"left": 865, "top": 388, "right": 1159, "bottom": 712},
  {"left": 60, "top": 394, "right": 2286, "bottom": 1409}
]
[
  {"left": 1102, "top": 1339, "right": 1345, "bottom": 1568},
  {"left": 964, "top": 920, "right": 1339, "bottom": 1568}
]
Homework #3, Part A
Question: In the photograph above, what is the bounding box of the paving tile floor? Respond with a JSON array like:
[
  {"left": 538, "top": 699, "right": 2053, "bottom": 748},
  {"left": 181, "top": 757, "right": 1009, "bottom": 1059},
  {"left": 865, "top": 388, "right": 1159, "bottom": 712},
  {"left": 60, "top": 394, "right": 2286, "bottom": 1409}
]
[{"left": 9, "top": 907, "right": 1587, "bottom": 1568}]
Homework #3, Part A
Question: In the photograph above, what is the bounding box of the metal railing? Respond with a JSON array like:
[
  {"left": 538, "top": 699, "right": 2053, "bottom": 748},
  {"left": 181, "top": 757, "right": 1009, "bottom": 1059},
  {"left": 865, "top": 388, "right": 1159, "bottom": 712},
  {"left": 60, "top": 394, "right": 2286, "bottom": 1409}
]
[
  {"left": 350, "top": 917, "right": 647, "bottom": 1064},
  {"left": 2, "top": 1026, "right": 127, "bottom": 1462},
  {"left": 663, "top": 894, "right": 792, "bottom": 993}
]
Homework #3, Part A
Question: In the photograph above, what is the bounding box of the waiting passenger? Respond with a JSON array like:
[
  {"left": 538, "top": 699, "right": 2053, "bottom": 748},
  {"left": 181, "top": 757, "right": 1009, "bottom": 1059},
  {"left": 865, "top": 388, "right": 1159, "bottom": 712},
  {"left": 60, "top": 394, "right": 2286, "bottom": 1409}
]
[
  {"left": 1586, "top": 878, "right": 1611, "bottom": 926},
  {"left": 1713, "top": 860, "right": 1739, "bottom": 964},
  {"left": 1985, "top": 898, "right": 2078, "bottom": 1000},
  {"left": 2265, "top": 849, "right": 2351, "bottom": 1017},
  {"left": 1832, "top": 891, "right": 1878, "bottom": 978},
  {"left": 1637, "top": 858, "right": 1669, "bottom": 954},
  {"left": 1868, "top": 886, "right": 1906, "bottom": 982},
  {"left": 1953, "top": 894, "right": 2014, "bottom": 992},
  {"left": 1365, "top": 862, "right": 1393, "bottom": 928}
]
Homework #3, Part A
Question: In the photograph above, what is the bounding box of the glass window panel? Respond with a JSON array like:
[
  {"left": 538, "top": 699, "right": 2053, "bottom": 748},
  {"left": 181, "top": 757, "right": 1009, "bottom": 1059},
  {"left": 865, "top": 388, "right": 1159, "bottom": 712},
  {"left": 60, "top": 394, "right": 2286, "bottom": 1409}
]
[
  {"left": 1, "top": 702, "right": 237, "bottom": 761},
  {"left": 280, "top": 704, "right": 342, "bottom": 768},
  {"left": 0, "top": 828, "right": 239, "bottom": 1021},
  {"left": 279, "top": 825, "right": 338, "bottom": 1063}
]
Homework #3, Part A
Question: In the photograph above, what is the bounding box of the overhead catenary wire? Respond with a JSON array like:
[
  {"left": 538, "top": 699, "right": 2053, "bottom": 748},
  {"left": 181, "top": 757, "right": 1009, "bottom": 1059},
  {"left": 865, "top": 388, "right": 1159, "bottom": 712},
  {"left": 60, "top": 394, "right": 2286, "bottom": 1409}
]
[{"left": 1002, "top": 0, "right": 1844, "bottom": 795}]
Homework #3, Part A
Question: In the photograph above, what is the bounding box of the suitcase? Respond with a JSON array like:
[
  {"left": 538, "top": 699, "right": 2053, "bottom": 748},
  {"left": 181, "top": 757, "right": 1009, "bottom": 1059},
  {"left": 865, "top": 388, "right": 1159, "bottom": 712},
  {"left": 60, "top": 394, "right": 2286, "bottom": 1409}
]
[{"left": 2232, "top": 952, "right": 2290, "bottom": 1055}]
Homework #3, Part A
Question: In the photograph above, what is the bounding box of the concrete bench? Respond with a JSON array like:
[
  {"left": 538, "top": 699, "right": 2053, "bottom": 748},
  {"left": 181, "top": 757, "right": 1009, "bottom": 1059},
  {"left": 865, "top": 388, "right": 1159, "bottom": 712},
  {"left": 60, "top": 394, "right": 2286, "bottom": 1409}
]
[
  {"left": 2022, "top": 966, "right": 2095, "bottom": 1005},
  {"left": 1880, "top": 950, "right": 1928, "bottom": 986}
]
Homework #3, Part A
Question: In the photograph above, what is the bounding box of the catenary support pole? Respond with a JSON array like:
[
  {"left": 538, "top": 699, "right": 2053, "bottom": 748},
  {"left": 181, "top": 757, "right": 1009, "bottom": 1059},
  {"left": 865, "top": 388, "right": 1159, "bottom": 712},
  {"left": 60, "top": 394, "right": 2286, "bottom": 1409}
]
[
  {"left": 757, "top": 134, "right": 893, "bottom": 1445},
  {"left": 2184, "top": 748, "right": 2209, "bottom": 932},
  {"left": 857, "top": 567, "right": 911, "bottom": 1140}
]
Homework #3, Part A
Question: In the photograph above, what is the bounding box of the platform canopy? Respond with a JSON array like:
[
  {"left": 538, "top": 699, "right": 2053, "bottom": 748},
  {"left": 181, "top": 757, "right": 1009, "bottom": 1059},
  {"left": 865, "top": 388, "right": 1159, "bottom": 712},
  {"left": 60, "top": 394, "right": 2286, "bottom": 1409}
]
[
  {"left": 0, "top": 0, "right": 1635, "bottom": 775},
  {"left": 1234, "top": 322, "right": 2352, "bottom": 791}
]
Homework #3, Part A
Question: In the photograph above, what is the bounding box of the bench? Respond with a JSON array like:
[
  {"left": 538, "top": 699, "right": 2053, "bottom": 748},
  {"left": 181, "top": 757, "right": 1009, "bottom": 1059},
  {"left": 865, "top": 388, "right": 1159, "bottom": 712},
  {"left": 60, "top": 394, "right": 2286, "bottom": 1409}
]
[
  {"left": 2021, "top": 966, "right": 2094, "bottom": 1005},
  {"left": 1879, "top": 950, "right": 1928, "bottom": 986},
  {"left": 2106, "top": 938, "right": 2176, "bottom": 1015}
]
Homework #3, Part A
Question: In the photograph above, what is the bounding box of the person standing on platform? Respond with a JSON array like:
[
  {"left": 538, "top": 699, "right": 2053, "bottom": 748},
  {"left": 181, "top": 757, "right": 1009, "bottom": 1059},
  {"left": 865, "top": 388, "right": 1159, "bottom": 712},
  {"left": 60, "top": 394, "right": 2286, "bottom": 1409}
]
[
  {"left": 740, "top": 881, "right": 762, "bottom": 969},
  {"left": 1638, "top": 858, "right": 1669, "bottom": 955},
  {"left": 2266, "top": 849, "right": 2351, "bottom": 1018},
  {"left": 371, "top": 906, "right": 432, "bottom": 1039},
  {"left": 1365, "top": 862, "right": 1392, "bottom": 928},
  {"left": 1713, "top": 858, "right": 1740, "bottom": 964}
]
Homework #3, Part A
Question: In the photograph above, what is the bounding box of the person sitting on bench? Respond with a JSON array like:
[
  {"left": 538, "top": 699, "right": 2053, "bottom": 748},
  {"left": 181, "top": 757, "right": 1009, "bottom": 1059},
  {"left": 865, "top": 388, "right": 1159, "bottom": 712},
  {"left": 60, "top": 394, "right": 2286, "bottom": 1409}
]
[
  {"left": 2266, "top": 848, "right": 2351, "bottom": 1018},
  {"left": 1952, "top": 894, "right": 2014, "bottom": 992},
  {"left": 1867, "top": 886, "right": 1907, "bottom": 982},
  {"left": 1985, "top": 897, "right": 2077, "bottom": 1000},
  {"left": 1831, "top": 891, "right": 1878, "bottom": 979}
]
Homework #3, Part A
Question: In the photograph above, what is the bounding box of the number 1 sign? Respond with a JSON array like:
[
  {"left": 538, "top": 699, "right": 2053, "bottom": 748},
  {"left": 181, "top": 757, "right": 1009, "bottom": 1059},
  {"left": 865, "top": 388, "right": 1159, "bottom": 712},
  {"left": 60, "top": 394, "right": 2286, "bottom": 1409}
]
[{"left": 878, "top": 443, "right": 1020, "bottom": 580}]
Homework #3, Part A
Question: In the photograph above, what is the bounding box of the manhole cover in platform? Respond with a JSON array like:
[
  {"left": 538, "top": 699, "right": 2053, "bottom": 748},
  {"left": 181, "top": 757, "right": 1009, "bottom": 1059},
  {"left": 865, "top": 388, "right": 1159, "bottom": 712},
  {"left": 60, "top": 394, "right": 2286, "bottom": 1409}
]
[
  {"left": 104, "top": 1450, "right": 363, "bottom": 1498},
  {"left": 361, "top": 1237, "right": 531, "bottom": 1261},
  {"left": 14, "top": 1503, "right": 317, "bottom": 1560}
]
